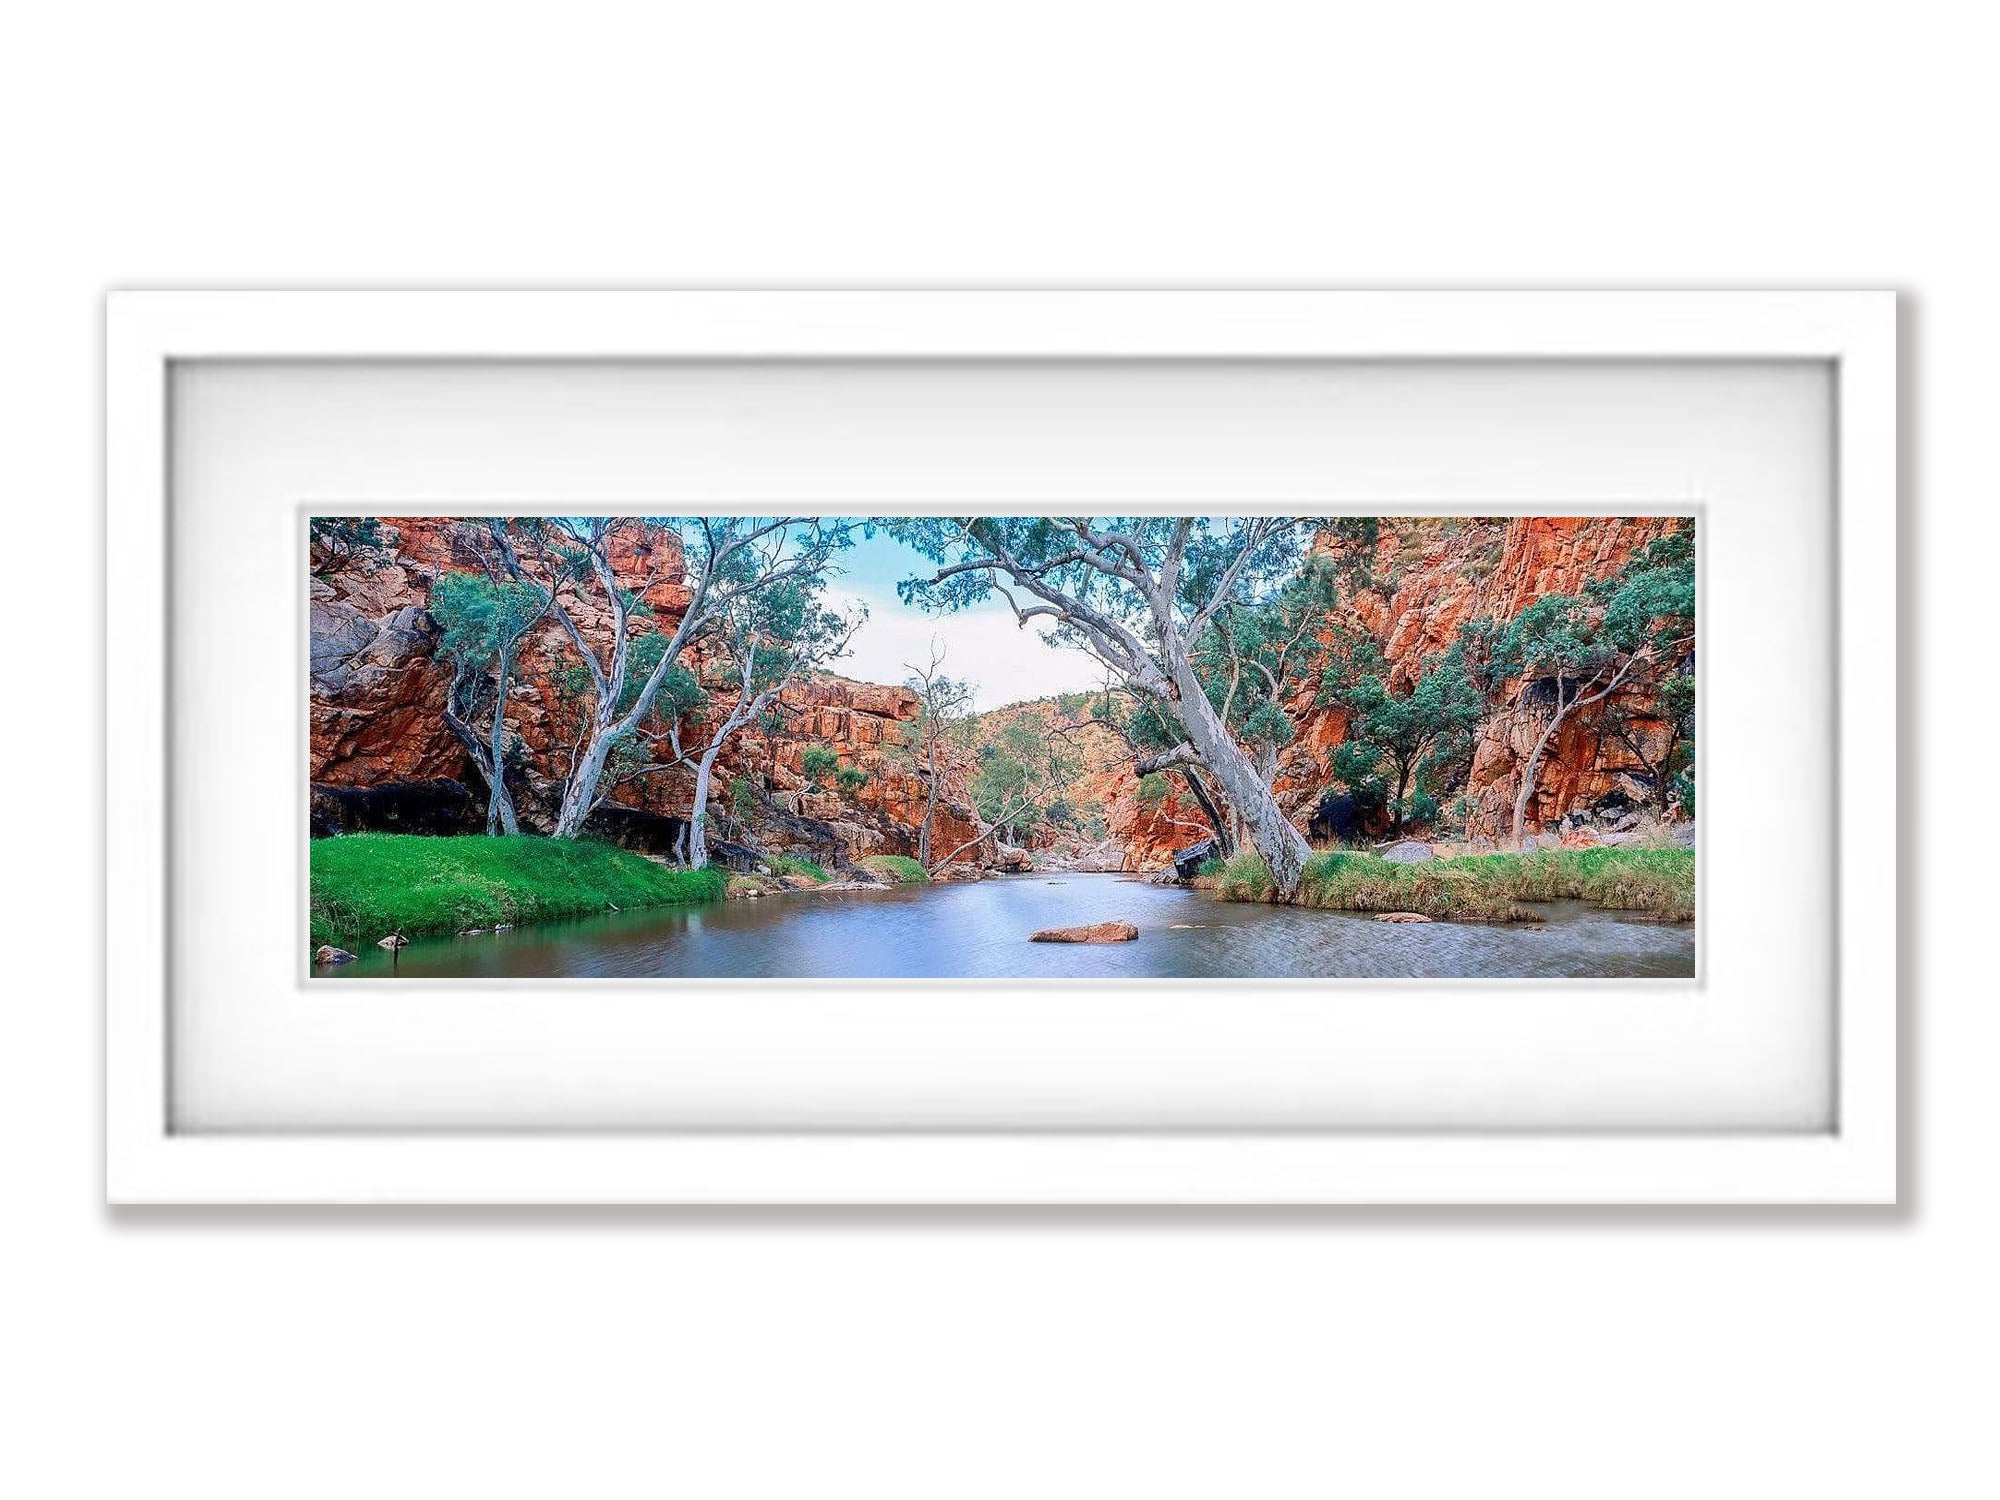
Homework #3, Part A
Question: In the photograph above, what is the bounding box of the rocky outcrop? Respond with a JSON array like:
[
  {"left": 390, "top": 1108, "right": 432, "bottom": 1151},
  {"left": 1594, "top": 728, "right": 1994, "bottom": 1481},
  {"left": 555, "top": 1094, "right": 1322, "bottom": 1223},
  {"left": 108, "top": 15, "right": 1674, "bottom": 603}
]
[
  {"left": 974, "top": 516, "right": 1691, "bottom": 867},
  {"left": 309, "top": 519, "right": 996, "bottom": 869},
  {"left": 1271, "top": 516, "right": 1689, "bottom": 843}
]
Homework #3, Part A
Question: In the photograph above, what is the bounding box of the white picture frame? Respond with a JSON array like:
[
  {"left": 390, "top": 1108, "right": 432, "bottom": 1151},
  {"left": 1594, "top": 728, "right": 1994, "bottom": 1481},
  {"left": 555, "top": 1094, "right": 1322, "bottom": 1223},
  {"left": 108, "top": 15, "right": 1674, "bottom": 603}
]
[{"left": 106, "top": 290, "right": 1896, "bottom": 1204}]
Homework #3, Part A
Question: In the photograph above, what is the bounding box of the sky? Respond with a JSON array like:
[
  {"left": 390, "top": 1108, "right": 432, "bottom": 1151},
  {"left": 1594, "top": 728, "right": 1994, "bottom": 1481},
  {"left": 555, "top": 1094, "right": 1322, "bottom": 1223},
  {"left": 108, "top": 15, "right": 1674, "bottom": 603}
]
[{"left": 817, "top": 530, "right": 1104, "bottom": 711}]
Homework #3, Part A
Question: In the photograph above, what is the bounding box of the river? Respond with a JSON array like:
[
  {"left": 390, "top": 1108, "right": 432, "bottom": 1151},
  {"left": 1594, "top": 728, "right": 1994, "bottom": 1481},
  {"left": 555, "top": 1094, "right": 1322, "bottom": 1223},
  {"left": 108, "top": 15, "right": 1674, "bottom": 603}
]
[{"left": 320, "top": 872, "right": 1695, "bottom": 980}]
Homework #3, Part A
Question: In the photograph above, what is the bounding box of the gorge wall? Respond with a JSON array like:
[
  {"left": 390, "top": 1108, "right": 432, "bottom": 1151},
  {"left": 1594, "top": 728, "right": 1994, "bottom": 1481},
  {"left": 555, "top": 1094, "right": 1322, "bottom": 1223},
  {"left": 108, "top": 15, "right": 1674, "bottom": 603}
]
[
  {"left": 1034, "top": 516, "right": 1691, "bottom": 869},
  {"left": 309, "top": 515, "right": 1688, "bottom": 875},
  {"left": 309, "top": 519, "right": 991, "bottom": 870}
]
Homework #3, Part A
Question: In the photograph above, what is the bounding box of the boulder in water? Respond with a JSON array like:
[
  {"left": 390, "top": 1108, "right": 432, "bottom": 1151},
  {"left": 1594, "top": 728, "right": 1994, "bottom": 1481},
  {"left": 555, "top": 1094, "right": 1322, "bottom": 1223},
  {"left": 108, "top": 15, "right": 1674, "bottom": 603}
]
[
  {"left": 1374, "top": 911, "right": 1433, "bottom": 923},
  {"left": 314, "top": 944, "right": 357, "bottom": 966},
  {"left": 1030, "top": 921, "right": 1139, "bottom": 944}
]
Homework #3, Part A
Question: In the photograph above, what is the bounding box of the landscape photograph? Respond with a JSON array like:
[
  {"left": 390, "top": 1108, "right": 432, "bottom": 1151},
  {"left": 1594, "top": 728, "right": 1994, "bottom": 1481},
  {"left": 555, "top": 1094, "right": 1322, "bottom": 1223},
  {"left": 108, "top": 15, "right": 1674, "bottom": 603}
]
[{"left": 307, "top": 513, "right": 1696, "bottom": 979}]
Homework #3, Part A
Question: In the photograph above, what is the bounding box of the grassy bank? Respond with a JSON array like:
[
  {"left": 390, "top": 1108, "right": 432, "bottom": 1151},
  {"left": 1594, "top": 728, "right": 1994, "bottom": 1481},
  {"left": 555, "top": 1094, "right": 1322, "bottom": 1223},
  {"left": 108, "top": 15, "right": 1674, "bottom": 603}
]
[
  {"left": 859, "top": 854, "right": 929, "bottom": 884},
  {"left": 310, "top": 834, "right": 726, "bottom": 948},
  {"left": 767, "top": 854, "right": 829, "bottom": 882},
  {"left": 1208, "top": 845, "right": 1695, "bottom": 923}
]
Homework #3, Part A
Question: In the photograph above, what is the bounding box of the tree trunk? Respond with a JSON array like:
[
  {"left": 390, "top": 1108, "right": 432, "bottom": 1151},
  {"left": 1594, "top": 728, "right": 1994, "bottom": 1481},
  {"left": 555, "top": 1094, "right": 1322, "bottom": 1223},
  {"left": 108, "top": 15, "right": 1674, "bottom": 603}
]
[
  {"left": 1390, "top": 758, "right": 1413, "bottom": 836},
  {"left": 1167, "top": 649, "right": 1311, "bottom": 899},
  {"left": 688, "top": 744, "right": 721, "bottom": 869},
  {"left": 444, "top": 707, "right": 520, "bottom": 838},
  {"left": 1510, "top": 709, "right": 1567, "bottom": 846},
  {"left": 918, "top": 736, "right": 940, "bottom": 868},
  {"left": 553, "top": 707, "right": 619, "bottom": 839},
  {"left": 485, "top": 644, "right": 521, "bottom": 836}
]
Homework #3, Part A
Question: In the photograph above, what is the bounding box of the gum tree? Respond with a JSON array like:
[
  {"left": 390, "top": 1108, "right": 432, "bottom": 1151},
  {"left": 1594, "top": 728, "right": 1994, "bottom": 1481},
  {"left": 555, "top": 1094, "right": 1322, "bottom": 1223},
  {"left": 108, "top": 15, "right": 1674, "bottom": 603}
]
[
  {"left": 903, "top": 638, "right": 977, "bottom": 868},
  {"left": 488, "top": 516, "right": 854, "bottom": 839},
  {"left": 428, "top": 569, "right": 551, "bottom": 834},
  {"left": 1333, "top": 639, "right": 1486, "bottom": 835},
  {"left": 1497, "top": 527, "right": 1696, "bottom": 844},
  {"left": 614, "top": 581, "right": 862, "bottom": 867},
  {"left": 893, "top": 516, "right": 1319, "bottom": 899}
]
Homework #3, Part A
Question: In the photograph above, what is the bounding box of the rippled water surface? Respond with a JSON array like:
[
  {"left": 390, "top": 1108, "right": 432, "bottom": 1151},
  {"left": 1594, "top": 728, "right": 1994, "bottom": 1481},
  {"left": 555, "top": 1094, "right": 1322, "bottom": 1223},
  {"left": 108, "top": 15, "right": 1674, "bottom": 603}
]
[{"left": 323, "top": 873, "right": 1695, "bottom": 980}]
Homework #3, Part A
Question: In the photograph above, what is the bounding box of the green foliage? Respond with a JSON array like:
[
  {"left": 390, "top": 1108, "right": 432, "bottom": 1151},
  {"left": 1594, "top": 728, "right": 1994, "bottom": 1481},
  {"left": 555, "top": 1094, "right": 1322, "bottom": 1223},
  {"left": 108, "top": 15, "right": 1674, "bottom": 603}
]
[
  {"left": 860, "top": 854, "right": 929, "bottom": 884},
  {"left": 834, "top": 765, "right": 869, "bottom": 794},
  {"left": 308, "top": 834, "right": 724, "bottom": 948},
  {"left": 1326, "top": 638, "right": 1485, "bottom": 831},
  {"left": 1135, "top": 772, "right": 1170, "bottom": 806},
  {"left": 1241, "top": 699, "right": 1295, "bottom": 749},
  {"left": 429, "top": 572, "right": 545, "bottom": 671},
  {"left": 888, "top": 516, "right": 1311, "bottom": 646},
  {"left": 730, "top": 777, "right": 757, "bottom": 819},
  {"left": 767, "top": 854, "right": 829, "bottom": 882},
  {"left": 1209, "top": 846, "right": 1696, "bottom": 922},
  {"left": 1497, "top": 524, "right": 1697, "bottom": 695},
  {"left": 970, "top": 719, "right": 1075, "bottom": 833},
  {"left": 1327, "top": 740, "right": 1390, "bottom": 821},
  {"left": 800, "top": 746, "right": 840, "bottom": 786}
]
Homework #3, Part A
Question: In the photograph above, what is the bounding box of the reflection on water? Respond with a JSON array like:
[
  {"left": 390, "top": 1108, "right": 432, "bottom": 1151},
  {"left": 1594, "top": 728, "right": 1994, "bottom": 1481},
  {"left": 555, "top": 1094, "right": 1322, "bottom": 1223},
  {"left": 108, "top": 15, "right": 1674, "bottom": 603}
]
[{"left": 321, "top": 873, "right": 1695, "bottom": 980}]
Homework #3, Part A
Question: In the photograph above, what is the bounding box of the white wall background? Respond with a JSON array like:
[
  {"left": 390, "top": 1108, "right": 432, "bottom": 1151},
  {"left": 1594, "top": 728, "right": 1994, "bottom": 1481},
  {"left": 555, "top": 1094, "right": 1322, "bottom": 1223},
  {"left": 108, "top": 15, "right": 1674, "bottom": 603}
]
[{"left": 1, "top": 4, "right": 1984, "bottom": 1497}]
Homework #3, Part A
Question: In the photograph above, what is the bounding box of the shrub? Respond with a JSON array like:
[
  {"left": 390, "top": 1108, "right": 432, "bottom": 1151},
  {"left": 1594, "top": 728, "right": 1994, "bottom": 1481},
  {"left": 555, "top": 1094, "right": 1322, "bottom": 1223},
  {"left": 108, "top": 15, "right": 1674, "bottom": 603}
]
[
  {"left": 1135, "top": 773, "right": 1169, "bottom": 805},
  {"left": 835, "top": 765, "right": 869, "bottom": 794},
  {"left": 1400, "top": 790, "right": 1441, "bottom": 828},
  {"left": 800, "top": 746, "right": 840, "bottom": 785}
]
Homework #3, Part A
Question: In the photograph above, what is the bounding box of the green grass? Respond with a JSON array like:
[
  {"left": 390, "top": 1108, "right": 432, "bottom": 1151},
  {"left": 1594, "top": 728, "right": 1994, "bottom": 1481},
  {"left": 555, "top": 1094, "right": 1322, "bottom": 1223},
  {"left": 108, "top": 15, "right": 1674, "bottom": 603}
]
[
  {"left": 309, "top": 834, "right": 726, "bottom": 948},
  {"left": 767, "top": 854, "right": 829, "bottom": 882},
  {"left": 859, "top": 854, "right": 930, "bottom": 884},
  {"left": 1211, "top": 845, "right": 1695, "bottom": 922}
]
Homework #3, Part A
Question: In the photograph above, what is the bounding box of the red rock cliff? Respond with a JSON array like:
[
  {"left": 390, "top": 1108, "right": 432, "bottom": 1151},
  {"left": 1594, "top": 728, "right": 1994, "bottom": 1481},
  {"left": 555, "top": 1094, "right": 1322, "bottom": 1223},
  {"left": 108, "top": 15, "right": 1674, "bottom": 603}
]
[{"left": 309, "top": 519, "right": 990, "bottom": 866}]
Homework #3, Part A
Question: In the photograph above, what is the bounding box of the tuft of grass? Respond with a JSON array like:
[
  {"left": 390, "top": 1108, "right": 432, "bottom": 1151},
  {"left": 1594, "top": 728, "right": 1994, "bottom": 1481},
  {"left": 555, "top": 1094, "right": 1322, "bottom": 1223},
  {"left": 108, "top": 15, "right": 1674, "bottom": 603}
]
[
  {"left": 1213, "top": 850, "right": 1277, "bottom": 902},
  {"left": 1211, "top": 846, "right": 1694, "bottom": 922},
  {"left": 859, "top": 854, "right": 930, "bottom": 884},
  {"left": 767, "top": 854, "right": 829, "bottom": 882},
  {"left": 309, "top": 834, "right": 725, "bottom": 948}
]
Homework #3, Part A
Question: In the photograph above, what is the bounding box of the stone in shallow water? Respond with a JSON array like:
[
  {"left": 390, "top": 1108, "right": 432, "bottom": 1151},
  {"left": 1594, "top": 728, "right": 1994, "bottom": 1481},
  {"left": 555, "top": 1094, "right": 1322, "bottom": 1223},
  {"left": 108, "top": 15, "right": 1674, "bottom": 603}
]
[
  {"left": 1030, "top": 921, "right": 1139, "bottom": 944},
  {"left": 314, "top": 945, "right": 356, "bottom": 965},
  {"left": 1374, "top": 912, "right": 1433, "bottom": 923}
]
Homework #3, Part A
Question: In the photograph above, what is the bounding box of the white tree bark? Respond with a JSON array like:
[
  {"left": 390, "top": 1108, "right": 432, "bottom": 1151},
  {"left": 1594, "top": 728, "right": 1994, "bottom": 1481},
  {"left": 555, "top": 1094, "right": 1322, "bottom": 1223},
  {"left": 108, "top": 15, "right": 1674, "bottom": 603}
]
[
  {"left": 927, "top": 516, "right": 1316, "bottom": 898},
  {"left": 1165, "top": 638, "right": 1311, "bottom": 897},
  {"left": 1508, "top": 655, "right": 1645, "bottom": 846}
]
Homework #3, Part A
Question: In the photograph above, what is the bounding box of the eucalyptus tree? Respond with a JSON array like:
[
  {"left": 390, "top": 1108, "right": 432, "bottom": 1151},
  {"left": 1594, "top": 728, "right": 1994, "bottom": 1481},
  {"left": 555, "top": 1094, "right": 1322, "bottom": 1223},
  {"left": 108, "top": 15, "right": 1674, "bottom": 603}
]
[
  {"left": 929, "top": 717, "right": 1077, "bottom": 873},
  {"left": 1496, "top": 527, "right": 1696, "bottom": 844},
  {"left": 487, "top": 516, "right": 855, "bottom": 839},
  {"left": 1333, "top": 639, "right": 1486, "bottom": 835},
  {"left": 613, "top": 581, "right": 862, "bottom": 867},
  {"left": 427, "top": 568, "right": 552, "bottom": 834},
  {"left": 893, "top": 516, "right": 1319, "bottom": 898},
  {"left": 902, "top": 638, "right": 977, "bottom": 868}
]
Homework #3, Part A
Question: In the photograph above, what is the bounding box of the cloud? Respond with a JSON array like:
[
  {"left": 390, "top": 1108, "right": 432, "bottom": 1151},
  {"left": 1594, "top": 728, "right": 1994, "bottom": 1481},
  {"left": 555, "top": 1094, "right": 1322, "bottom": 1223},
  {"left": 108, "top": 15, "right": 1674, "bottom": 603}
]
[{"left": 823, "top": 588, "right": 1105, "bottom": 712}]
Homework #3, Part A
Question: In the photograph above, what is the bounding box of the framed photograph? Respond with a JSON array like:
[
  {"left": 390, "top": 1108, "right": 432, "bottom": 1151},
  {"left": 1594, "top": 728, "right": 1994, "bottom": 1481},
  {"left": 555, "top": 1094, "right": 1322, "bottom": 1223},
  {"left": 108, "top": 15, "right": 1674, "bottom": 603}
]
[{"left": 106, "top": 290, "right": 1895, "bottom": 1203}]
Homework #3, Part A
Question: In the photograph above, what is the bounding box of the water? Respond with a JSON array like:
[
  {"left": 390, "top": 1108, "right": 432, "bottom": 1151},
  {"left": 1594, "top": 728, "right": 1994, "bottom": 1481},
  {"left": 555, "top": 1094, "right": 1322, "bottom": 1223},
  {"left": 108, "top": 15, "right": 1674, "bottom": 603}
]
[{"left": 321, "top": 873, "right": 1695, "bottom": 980}]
